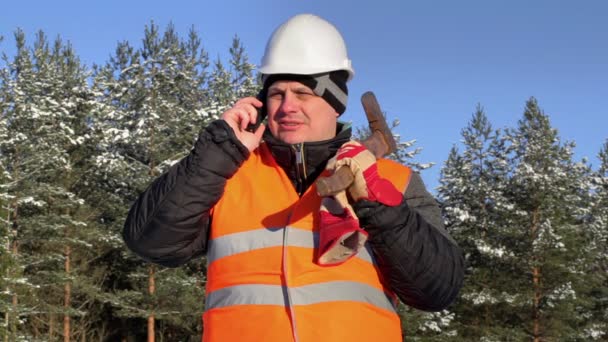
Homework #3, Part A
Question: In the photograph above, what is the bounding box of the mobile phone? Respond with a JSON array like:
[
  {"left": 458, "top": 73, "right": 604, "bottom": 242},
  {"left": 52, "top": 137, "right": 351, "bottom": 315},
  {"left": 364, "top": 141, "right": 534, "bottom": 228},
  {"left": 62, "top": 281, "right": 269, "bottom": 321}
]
[{"left": 246, "top": 90, "right": 267, "bottom": 132}]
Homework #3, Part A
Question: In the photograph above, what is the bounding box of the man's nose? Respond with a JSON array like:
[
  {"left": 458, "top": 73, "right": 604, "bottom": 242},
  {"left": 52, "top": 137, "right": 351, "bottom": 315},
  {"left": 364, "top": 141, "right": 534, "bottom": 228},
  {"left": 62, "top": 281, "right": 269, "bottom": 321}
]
[{"left": 279, "top": 92, "right": 298, "bottom": 113}]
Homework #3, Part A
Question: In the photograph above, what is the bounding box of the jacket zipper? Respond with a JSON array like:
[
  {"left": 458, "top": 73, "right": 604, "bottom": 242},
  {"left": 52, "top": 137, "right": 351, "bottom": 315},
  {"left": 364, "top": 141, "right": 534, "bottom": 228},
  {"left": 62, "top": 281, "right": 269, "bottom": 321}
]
[{"left": 293, "top": 143, "right": 307, "bottom": 196}]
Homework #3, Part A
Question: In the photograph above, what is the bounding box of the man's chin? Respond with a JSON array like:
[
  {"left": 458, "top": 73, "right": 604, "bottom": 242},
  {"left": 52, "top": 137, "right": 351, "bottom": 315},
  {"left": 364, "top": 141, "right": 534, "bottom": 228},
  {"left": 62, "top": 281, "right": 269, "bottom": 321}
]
[
  {"left": 274, "top": 131, "right": 336, "bottom": 145},
  {"left": 278, "top": 137, "right": 305, "bottom": 145},
  {"left": 275, "top": 132, "right": 305, "bottom": 145}
]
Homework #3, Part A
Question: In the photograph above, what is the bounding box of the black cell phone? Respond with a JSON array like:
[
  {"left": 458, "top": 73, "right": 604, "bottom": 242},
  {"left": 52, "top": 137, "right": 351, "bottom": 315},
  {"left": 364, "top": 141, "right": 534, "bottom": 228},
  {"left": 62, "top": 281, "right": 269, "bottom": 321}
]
[{"left": 246, "top": 90, "right": 267, "bottom": 132}]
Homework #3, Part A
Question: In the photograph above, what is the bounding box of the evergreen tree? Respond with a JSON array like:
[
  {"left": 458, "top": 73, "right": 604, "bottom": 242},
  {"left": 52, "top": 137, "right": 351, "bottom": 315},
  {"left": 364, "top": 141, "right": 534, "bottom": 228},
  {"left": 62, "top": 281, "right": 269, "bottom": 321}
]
[
  {"left": 0, "top": 29, "right": 46, "bottom": 341},
  {"left": 0, "top": 47, "right": 22, "bottom": 341},
  {"left": 436, "top": 105, "right": 523, "bottom": 341},
  {"left": 0, "top": 29, "right": 110, "bottom": 341},
  {"left": 92, "top": 21, "right": 215, "bottom": 340},
  {"left": 583, "top": 141, "right": 608, "bottom": 339},
  {"left": 503, "top": 97, "right": 593, "bottom": 341},
  {"left": 228, "top": 35, "right": 259, "bottom": 99},
  {"left": 437, "top": 100, "right": 600, "bottom": 341},
  {"left": 207, "top": 57, "right": 234, "bottom": 114},
  {"left": 207, "top": 35, "right": 259, "bottom": 116}
]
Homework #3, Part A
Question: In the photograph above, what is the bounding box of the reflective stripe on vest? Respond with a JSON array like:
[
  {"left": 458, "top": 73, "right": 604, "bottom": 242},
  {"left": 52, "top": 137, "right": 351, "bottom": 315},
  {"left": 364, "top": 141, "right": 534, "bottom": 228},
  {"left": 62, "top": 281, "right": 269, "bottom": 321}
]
[
  {"left": 207, "top": 226, "right": 374, "bottom": 264},
  {"left": 206, "top": 281, "right": 397, "bottom": 312}
]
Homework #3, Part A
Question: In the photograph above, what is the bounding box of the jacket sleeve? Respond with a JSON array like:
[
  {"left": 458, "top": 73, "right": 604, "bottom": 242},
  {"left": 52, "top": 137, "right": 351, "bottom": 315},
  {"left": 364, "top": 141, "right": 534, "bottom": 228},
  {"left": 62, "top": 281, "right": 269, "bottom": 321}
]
[
  {"left": 122, "top": 120, "right": 249, "bottom": 267},
  {"left": 353, "top": 172, "right": 465, "bottom": 311}
]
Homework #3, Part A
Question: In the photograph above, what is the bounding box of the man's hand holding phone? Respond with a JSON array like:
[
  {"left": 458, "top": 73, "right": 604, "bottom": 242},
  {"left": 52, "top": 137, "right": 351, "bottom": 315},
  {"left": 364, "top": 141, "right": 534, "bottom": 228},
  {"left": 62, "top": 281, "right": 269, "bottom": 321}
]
[{"left": 221, "top": 97, "right": 266, "bottom": 152}]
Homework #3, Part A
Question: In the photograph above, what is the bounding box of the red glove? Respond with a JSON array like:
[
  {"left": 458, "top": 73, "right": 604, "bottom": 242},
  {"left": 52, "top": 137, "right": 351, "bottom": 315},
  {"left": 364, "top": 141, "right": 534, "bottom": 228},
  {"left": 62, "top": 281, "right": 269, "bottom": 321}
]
[
  {"left": 317, "top": 191, "right": 367, "bottom": 266},
  {"left": 316, "top": 141, "right": 402, "bottom": 266},
  {"left": 327, "top": 140, "right": 402, "bottom": 206}
]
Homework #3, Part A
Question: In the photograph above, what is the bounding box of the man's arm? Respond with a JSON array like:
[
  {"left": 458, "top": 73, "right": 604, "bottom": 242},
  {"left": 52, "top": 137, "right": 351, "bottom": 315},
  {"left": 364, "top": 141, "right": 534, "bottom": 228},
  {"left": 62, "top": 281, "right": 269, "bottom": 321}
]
[
  {"left": 123, "top": 120, "right": 250, "bottom": 267},
  {"left": 354, "top": 172, "right": 465, "bottom": 311}
]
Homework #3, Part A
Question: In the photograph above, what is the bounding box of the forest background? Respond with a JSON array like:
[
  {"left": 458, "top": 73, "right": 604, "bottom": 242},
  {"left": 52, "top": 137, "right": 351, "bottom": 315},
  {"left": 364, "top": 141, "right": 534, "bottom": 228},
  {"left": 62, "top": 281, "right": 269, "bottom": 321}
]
[{"left": 1, "top": 2, "right": 607, "bottom": 341}]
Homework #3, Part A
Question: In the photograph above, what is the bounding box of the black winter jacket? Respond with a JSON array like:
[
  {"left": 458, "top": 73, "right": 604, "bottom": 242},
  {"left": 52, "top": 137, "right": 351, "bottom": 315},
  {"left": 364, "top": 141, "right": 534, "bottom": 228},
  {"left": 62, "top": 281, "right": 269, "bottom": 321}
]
[{"left": 123, "top": 120, "right": 464, "bottom": 311}]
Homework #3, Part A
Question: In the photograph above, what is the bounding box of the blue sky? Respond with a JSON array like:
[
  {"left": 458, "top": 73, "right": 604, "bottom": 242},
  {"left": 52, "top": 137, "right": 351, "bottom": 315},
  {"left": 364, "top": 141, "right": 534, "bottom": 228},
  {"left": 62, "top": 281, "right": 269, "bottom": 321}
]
[{"left": 2, "top": 0, "right": 607, "bottom": 192}]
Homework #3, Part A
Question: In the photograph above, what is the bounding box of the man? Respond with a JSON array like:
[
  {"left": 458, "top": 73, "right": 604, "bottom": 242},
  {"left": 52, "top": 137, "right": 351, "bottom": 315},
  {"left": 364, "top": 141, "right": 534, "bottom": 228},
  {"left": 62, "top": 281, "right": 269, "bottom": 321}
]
[{"left": 123, "top": 13, "right": 464, "bottom": 341}]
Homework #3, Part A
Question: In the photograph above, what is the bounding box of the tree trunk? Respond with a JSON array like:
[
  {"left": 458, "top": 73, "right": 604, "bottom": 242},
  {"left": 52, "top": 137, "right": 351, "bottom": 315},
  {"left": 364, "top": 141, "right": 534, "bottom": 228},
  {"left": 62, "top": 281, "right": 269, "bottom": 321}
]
[
  {"left": 532, "top": 266, "right": 541, "bottom": 342},
  {"left": 8, "top": 240, "right": 19, "bottom": 342},
  {"left": 531, "top": 208, "right": 541, "bottom": 342},
  {"left": 147, "top": 79, "right": 158, "bottom": 342},
  {"left": 5, "top": 205, "right": 19, "bottom": 342},
  {"left": 79, "top": 319, "right": 86, "bottom": 342},
  {"left": 4, "top": 207, "right": 10, "bottom": 342},
  {"left": 477, "top": 156, "right": 490, "bottom": 332},
  {"left": 7, "top": 150, "right": 20, "bottom": 342},
  {"left": 148, "top": 265, "right": 156, "bottom": 342},
  {"left": 64, "top": 244, "right": 71, "bottom": 342},
  {"left": 11, "top": 241, "right": 18, "bottom": 336},
  {"left": 50, "top": 313, "right": 55, "bottom": 341}
]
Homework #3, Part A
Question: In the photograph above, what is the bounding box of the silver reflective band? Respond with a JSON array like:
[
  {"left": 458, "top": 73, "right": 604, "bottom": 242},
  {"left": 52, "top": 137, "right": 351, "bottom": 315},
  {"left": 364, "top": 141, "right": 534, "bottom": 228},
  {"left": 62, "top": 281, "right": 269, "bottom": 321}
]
[
  {"left": 313, "top": 74, "right": 348, "bottom": 107},
  {"left": 207, "top": 227, "right": 374, "bottom": 264},
  {"left": 205, "top": 281, "right": 397, "bottom": 313}
]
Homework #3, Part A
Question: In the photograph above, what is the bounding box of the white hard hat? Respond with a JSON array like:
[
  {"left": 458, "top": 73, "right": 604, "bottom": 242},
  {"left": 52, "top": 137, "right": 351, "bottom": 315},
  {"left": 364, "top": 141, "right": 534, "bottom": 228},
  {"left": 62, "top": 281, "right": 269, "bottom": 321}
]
[{"left": 259, "top": 14, "right": 355, "bottom": 81}]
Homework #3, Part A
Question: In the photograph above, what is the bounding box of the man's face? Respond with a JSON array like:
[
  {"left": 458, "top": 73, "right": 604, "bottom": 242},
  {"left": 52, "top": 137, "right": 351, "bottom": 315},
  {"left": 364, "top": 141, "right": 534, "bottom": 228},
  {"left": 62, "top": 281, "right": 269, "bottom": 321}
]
[{"left": 266, "top": 80, "right": 338, "bottom": 144}]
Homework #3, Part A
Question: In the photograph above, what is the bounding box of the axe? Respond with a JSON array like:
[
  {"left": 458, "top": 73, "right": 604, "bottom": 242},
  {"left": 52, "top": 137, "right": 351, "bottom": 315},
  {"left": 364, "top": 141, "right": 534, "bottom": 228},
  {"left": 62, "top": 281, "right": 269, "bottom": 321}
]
[{"left": 316, "top": 91, "right": 397, "bottom": 197}]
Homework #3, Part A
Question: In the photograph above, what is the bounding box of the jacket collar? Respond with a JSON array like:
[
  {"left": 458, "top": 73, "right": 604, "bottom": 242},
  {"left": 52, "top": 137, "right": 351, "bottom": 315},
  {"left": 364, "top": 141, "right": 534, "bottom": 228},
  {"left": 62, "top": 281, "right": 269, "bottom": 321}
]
[{"left": 263, "top": 122, "right": 352, "bottom": 195}]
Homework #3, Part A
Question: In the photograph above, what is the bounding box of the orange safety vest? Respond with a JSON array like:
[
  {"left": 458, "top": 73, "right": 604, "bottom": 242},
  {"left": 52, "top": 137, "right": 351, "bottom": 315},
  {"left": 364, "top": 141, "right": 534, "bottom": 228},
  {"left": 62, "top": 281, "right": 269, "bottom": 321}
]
[{"left": 203, "top": 143, "right": 412, "bottom": 342}]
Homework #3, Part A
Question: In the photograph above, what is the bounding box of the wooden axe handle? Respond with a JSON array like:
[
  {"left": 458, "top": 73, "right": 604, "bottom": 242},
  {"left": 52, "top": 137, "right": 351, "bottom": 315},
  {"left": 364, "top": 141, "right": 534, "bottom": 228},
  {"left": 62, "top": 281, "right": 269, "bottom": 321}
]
[{"left": 316, "top": 92, "right": 397, "bottom": 197}]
